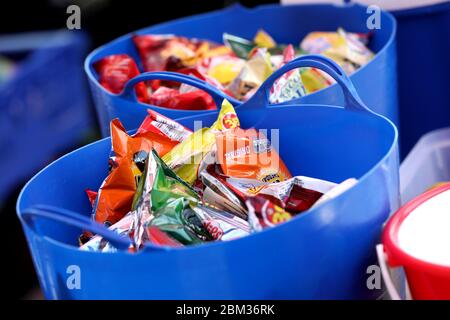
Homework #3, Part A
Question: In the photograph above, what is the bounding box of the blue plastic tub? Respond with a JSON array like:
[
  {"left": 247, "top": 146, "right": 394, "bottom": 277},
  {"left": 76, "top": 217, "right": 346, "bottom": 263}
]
[
  {"left": 85, "top": 3, "right": 398, "bottom": 136},
  {"left": 17, "top": 56, "right": 399, "bottom": 299},
  {"left": 391, "top": 1, "right": 450, "bottom": 157},
  {"left": 0, "top": 30, "right": 93, "bottom": 202}
]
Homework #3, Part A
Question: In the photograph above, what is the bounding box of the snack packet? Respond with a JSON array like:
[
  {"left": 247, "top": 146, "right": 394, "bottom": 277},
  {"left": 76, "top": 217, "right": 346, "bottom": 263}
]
[
  {"left": 254, "top": 29, "right": 276, "bottom": 49},
  {"left": 192, "top": 203, "right": 250, "bottom": 241},
  {"left": 227, "top": 47, "right": 273, "bottom": 100},
  {"left": 133, "top": 34, "right": 228, "bottom": 73},
  {"left": 200, "top": 55, "right": 246, "bottom": 85},
  {"left": 162, "top": 99, "right": 240, "bottom": 184},
  {"left": 148, "top": 86, "right": 215, "bottom": 110},
  {"left": 93, "top": 113, "right": 192, "bottom": 226},
  {"left": 206, "top": 165, "right": 335, "bottom": 214},
  {"left": 80, "top": 213, "right": 136, "bottom": 253},
  {"left": 300, "top": 28, "right": 374, "bottom": 74},
  {"left": 127, "top": 148, "right": 199, "bottom": 249},
  {"left": 148, "top": 197, "right": 212, "bottom": 245},
  {"left": 300, "top": 67, "right": 334, "bottom": 93},
  {"left": 269, "top": 44, "right": 306, "bottom": 103},
  {"left": 246, "top": 196, "right": 293, "bottom": 231},
  {"left": 223, "top": 33, "right": 255, "bottom": 59},
  {"left": 94, "top": 54, "right": 149, "bottom": 103},
  {"left": 215, "top": 127, "right": 291, "bottom": 183}
]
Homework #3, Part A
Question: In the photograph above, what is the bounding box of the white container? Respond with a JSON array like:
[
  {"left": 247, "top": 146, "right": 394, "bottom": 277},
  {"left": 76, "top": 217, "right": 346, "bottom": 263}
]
[
  {"left": 400, "top": 127, "right": 450, "bottom": 204},
  {"left": 379, "top": 127, "right": 450, "bottom": 300}
]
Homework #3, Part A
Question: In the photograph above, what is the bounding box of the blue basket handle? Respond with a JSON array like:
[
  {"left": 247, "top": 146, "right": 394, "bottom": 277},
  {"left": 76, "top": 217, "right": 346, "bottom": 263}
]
[
  {"left": 120, "top": 71, "right": 240, "bottom": 107},
  {"left": 21, "top": 205, "right": 167, "bottom": 252},
  {"left": 250, "top": 54, "right": 370, "bottom": 113}
]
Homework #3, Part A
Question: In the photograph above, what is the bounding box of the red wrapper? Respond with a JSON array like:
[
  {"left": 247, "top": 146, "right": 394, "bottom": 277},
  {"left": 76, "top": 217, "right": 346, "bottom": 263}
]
[
  {"left": 85, "top": 189, "right": 98, "bottom": 208},
  {"left": 94, "top": 54, "right": 149, "bottom": 103},
  {"left": 133, "top": 34, "right": 199, "bottom": 72},
  {"left": 246, "top": 196, "right": 293, "bottom": 231},
  {"left": 149, "top": 86, "right": 215, "bottom": 110},
  {"left": 206, "top": 165, "right": 329, "bottom": 214},
  {"left": 146, "top": 226, "right": 183, "bottom": 247}
]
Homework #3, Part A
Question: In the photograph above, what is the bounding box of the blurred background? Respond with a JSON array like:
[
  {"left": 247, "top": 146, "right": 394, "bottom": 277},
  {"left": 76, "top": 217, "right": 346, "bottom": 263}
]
[{"left": 0, "top": 0, "right": 276, "bottom": 299}]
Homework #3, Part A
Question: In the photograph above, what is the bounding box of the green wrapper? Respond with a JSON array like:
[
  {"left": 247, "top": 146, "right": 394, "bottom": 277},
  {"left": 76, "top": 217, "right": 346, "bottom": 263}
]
[
  {"left": 132, "top": 149, "right": 198, "bottom": 211},
  {"left": 150, "top": 198, "right": 213, "bottom": 245},
  {"left": 223, "top": 33, "right": 255, "bottom": 59}
]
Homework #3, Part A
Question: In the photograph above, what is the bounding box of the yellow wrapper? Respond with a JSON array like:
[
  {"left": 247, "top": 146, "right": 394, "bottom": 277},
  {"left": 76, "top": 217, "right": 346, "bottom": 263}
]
[
  {"left": 228, "top": 48, "right": 273, "bottom": 99},
  {"left": 300, "top": 67, "right": 333, "bottom": 93},
  {"left": 254, "top": 29, "right": 276, "bottom": 49},
  {"left": 162, "top": 100, "right": 240, "bottom": 184},
  {"left": 300, "top": 28, "right": 374, "bottom": 74},
  {"left": 207, "top": 57, "right": 245, "bottom": 85}
]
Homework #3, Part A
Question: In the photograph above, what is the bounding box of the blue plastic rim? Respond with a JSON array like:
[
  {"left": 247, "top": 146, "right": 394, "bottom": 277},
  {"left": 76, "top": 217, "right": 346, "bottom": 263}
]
[
  {"left": 18, "top": 56, "right": 399, "bottom": 299},
  {"left": 85, "top": 2, "right": 398, "bottom": 136}
]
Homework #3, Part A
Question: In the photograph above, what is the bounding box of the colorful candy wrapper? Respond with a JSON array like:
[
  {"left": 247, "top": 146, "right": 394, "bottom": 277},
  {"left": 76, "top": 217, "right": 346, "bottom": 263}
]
[
  {"left": 130, "top": 148, "right": 197, "bottom": 249},
  {"left": 228, "top": 47, "right": 273, "bottom": 100},
  {"left": 162, "top": 99, "right": 240, "bottom": 184},
  {"left": 133, "top": 34, "right": 197, "bottom": 72},
  {"left": 94, "top": 54, "right": 149, "bottom": 103},
  {"left": 215, "top": 127, "right": 292, "bottom": 183},
  {"left": 223, "top": 29, "right": 277, "bottom": 59},
  {"left": 148, "top": 197, "right": 212, "bottom": 245},
  {"left": 223, "top": 33, "right": 255, "bottom": 59},
  {"left": 80, "top": 213, "right": 135, "bottom": 253},
  {"left": 93, "top": 149, "right": 200, "bottom": 250},
  {"left": 146, "top": 226, "right": 183, "bottom": 247},
  {"left": 93, "top": 113, "right": 191, "bottom": 226},
  {"left": 246, "top": 196, "right": 293, "bottom": 231},
  {"left": 200, "top": 164, "right": 248, "bottom": 219},
  {"left": 199, "top": 55, "right": 246, "bottom": 86},
  {"left": 254, "top": 29, "right": 276, "bottom": 49},
  {"left": 192, "top": 203, "right": 250, "bottom": 241},
  {"left": 269, "top": 44, "right": 306, "bottom": 103},
  {"left": 133, "top": 34, "right": 229, "bottom": 73},
  {"left": 85, "top": 189, "right": 98, "bottom": 208},
  {"left": 300, "top": 67, "right": 334, "bottom": 94},
  {"left": 300, "top": 28, "right": 374, "bottom": 74},
  {"left": 208, "top": 166, "right": 335, "bottom": 214},
  {"left": 178, "top": 67, "right": 236, "bottom": 98},
  {"left": 148, "top": 86, "right": 215, "bottom": 110},
  {"left": 137, "top": 110, "right": 192, "bottom": 142}
]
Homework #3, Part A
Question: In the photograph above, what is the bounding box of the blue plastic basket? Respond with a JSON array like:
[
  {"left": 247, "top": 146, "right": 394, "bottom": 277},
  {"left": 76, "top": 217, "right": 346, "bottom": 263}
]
[
  {"left": 0, "top": 30, "right": 93, "bottom": 202},
  {"left": 85, "top": 2, "right": 398, "bottom": 137},
  {"left": 391, "top": 1, "right": 450, "bottom": 157},
  {"left": 17, "top": 56, "right": 399, "bottom": 299}
]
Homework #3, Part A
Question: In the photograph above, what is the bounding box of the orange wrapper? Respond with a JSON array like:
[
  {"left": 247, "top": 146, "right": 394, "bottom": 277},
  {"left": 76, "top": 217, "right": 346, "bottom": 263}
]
[
  {"left": 93, "top": 113, "right": 192, "bottom": 225},
  {"left": 216, "top": 128, "right": 291, "bottom": 183}
]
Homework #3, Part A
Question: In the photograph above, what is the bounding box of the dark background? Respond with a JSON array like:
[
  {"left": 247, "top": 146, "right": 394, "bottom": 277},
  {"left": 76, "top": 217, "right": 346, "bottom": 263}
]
[
  {"left": 1, "top": 0, "right": 277, "bottom": 300},
  {"left": 0, "top": 0, "right": 277, "bottom": 47}
]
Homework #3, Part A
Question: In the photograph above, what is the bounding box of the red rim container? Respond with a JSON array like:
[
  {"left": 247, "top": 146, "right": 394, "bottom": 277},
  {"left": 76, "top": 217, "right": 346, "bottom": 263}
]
[{"left": 383, "top": 182, "right": 450, "bottom": 300}]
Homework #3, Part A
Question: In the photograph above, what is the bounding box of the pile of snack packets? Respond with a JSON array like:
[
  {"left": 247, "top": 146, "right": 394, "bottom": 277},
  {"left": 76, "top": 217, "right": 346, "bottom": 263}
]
[
  {"left": 80, "top": 100, "right": 357, "bottom": 252},
  {"left": 95, "top": 29, "right": 373, "bottom": 109}
]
